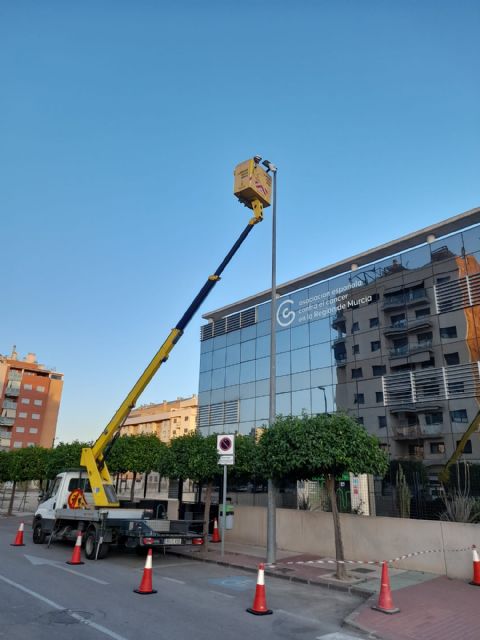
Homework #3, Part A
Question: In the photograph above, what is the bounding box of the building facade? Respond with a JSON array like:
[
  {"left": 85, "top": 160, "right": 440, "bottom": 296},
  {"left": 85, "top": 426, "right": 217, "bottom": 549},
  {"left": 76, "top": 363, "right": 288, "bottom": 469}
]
[
  {"left": 0, "top": 348, "right": 64, "bottom": 450},
  {"left": 120, "top": 395, "right": 198, "bottom": 443},
  {"left": 197, "top": 207, "right": 480, "bottom": 478}
]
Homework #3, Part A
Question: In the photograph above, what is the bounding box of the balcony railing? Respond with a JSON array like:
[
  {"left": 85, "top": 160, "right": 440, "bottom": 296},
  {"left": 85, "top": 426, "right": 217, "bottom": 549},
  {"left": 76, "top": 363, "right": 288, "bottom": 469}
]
[
  {"left": 0, "top": 417, "right": 14, "bottom": 427},
  {"left": 5, "top": 386, "right": 20, "bottom": 397},
  {"left": 382, "top": 289, "right": 429, "bottom": 310},
  {"left": 383, "top": 318, "right": 432, "bottom": 337},
  {"left": 393, "top": 423, "right": 443, "bottom": 439},
  {"left": 389, "top": 340, "right": 433, "bottom": 358},
  {"left": 334, "top": 354, "right": 347, "bottom": 366}
]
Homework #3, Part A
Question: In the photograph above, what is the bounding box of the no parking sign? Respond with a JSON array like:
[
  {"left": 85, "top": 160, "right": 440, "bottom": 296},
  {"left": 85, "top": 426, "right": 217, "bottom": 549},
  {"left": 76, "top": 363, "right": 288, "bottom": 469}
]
[{"left": 217, "top": 434, "right": 235, "bottom": 465}]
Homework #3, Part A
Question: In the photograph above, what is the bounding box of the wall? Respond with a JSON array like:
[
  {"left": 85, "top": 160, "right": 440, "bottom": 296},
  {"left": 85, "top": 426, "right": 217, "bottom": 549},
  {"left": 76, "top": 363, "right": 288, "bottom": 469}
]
[{"left": 227, "top": 505, "right": 480, "bottom": 580}]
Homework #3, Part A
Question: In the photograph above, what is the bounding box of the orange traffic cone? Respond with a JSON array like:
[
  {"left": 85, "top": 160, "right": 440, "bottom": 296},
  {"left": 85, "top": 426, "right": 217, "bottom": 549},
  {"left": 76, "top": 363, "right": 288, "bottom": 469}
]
[
  {"left": 211, "top": 518, "right": 221, "bottom": 543},
  {"left": 66, "top": 531, "right": 84, "bottom": 565},
  {"left": 470, "top": 546, "right": 480, "bottom": 586},
  {"left": 134, "top": 549, "right": 157, "bottom": 595},
  {"left": 11, "top": 522, "right": 25, "bottom": 547},
  {"left": 372, "top": 562, "right": 399, "bottom": 614},
  {"left": 247, "top": 563, "right": 273, "bottom": 615}
]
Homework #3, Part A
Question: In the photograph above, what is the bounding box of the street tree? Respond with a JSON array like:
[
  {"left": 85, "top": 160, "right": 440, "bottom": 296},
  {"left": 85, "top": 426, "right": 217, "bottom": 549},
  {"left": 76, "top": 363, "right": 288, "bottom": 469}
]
[
  {"left": 258, "top": 413, "right": 388, "bottom": 579},
  {"left": 45, "top": 441, "right": 91, "bottom": 480}
]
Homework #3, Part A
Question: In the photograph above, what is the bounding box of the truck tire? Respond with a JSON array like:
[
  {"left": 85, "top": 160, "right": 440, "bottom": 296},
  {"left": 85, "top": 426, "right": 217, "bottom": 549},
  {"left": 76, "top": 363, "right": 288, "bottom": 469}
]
[
  {"left": 32, "top": 521, "right": 46, "bottom": 544},
  {"left": 84, "top": 530, "right": 110, "bottom": 560}
]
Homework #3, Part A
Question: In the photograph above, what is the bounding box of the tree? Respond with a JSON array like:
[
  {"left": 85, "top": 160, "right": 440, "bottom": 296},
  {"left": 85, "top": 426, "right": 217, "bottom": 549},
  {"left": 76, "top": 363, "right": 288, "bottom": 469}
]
[
  {"left": 45, "top": 441, "right": 91, "bottom": 480},
  {"left": 258, "top": 413, "right": 388, "bottom": 579},
  {"left": 2, "top": 447, "right": 49, "bottom": 515}
]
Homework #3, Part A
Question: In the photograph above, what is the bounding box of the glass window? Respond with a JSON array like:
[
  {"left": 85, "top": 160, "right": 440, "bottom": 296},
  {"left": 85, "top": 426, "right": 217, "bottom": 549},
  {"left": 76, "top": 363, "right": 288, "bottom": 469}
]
[
  {"left": 239, "top": 382, "right": 256, "bottom": 399},
  {"left": 430, "top": 233, "right": 464, "bottom": 262},
  {"left": 462, "top": 226, "right": 480, "bottom": 255},
  {"left": 240, "top": 361, "right": 255, "bottom": 383},
  {"left": 378, "top": 416, "right": 387, "bottom": 428},
  {"left": 372, "top": 365, "right": 386, "bottom": 376},
  {"left": 440, "top": 326, "right": 457, "bottom": 339},
  {"left": 352, "top": 322, "right": 359, "bottom": 333},
  {"left": 311, "top": 367, "right": 333, "bottom": 387},
  {"left": 291, "top": 347, "right": 310, "bottom": 373},
  {"left": 444, "top": 352, "right": 460, "bottom": 366},
  {"left": 277, "top": 352, "right": 291, "bottom": 376},
  {"left": 225, "top": 364, "right": 240, "bottom": 387},
  {"left": 13, "top": 441, "right": 22, "bottom": 448},
  {"left": 199, "top": 371, "right": 212, "bottom": 392},
  {"left": 276, "top": 375, "right": 291, "bottom": 393},
  {"left": 212, "top": 348, "right": 226, "bottom": 369},
  {"left": 241, "top": 325, "right": 256, "bottom": 342},
  {"left": 291, "top": 371, "right": 310, "bottom": 391},
  {"left": 239, "top": 398, "right": 255, "bottom": 422},
  {"left": 310, "top": 342, "right": 331, "bottom": 369},
  {"left": 226, "top": 344, "right": 241, "bottom": 366},
  {"left": 211, "top": 388, "right": 225, "bottom": 404},
  {"left": 416, "top": 307, "right": 430, "bottom": 318},
  {"left": 276, "top": 329, "right": 291, "bottom": 353},
  {"left": 352, "top": 344, "right": 360, "bottom": 355},
  {"left": 23, "top": 383, "right": 33, "bottom": 390},
  {"left": 371, "top": 341, "right": 381, "bottom": 352},
  {"left": 224, "top": 386, "right": 238, "bottom": 402},
  {"left": 401, "top": 243, "right": 433, "bottom": 270},
  {"left": 291, "top": 324, "right": 309, "bottom": 350},
  {"left": 256, "top": 335, "right": 270, "bottom": 358},
  {"left": 211, "top": 369, "right": 225, "bottom": 389},
  {"left": 256, "top": 379, "right": 270, "bottom": 396},
  {"left": 226, "top": 330, "right": 241, "bottom": 345},
  {"left": 425, "top": 412, "right": 443, "bottom": 425},
  {"left": 16, "top": 427, "right": 25, "bottom": 433},
  {"left": 370, "top": 317, "right": 379, "bottom": 328},
  {"left": 354, "top": 393, "right": 365, "bottom": 404},
  {"left": 292, "top": 389, "right": 311, "bottom": 415},
  {"left": 240, "top": 340, "right": 256, "bottom": 362},
  {"left": 450, "top": 409, "right": 468, "bottom": 423},
  {"left": 255, "top": 396, "right": 269, "bottom": 421},
  {"left": 36, "top": 386, "right": 45, "bottom": 393},
  {"left": 430, "top": 442, "right": 445, "bottom": 454},
  {"left": 352, "top": 368, "right": 363, "bottom": 379},
  {"left": 309, "top": 319, "right": 331, "bottom": 345},
  {"left": 456, "top": 439, "right": 472, "bottom": 454},
  {"left": 213, "top": 335, "right": 227, "bottom": 350},
  {"left": 276, "top": 392, "right": 291, "bottom": 416},
  {"left": 19, "top": 412, "right": 27, "bottom": 418},
  {"left": 376, "top": 391, "right": 384, "bottom": 403},
  {"left": 257, "top": 302, "right": 271, "bottom": 322},
  {"left": 200, "top": 351, "right": 213, "bottom": 372},
  {"left": 255, "top": 357, "right": 270, "bottom": 381},
  {"left": 256, "top": 320, "right": 270, "bottom": 337},
  {"left": 29, "top": 427, "right": 38, "bottom": 434}
]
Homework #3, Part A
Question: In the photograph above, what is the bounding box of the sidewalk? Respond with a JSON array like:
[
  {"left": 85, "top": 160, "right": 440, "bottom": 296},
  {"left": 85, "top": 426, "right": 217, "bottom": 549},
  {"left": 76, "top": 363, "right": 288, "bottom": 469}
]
[{"left": 170, "top": 540, "right": 480, "bottom": 640}]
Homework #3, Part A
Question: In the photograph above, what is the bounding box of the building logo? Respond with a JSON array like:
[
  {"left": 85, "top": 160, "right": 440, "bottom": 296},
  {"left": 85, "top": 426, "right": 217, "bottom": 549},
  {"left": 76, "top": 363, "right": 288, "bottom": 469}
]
[{"left": 276, "top": 299, "right": 296, "bottom": 327}]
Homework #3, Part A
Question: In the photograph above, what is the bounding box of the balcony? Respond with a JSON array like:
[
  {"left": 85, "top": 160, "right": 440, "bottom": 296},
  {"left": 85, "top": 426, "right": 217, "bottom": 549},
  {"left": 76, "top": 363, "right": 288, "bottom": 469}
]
[
  {"left": 382, "top": 289, "right": 429, "bottom": 310},
  {"left": 388, "top": 340, "right": 433, "bottom": 359},
  {"left": 4, "top": 385, "right": 20, "bottom": 397},
  {"left": 334, "top": 354, "right": 347, "bottom": 366},
  {"left": 331, "top": 312, "right": 346, "bottom": 331},
  {"left": 332, "top": 335, "right": 346, "bottom": 346},
  {"left": 0, "top": 416, "right": 14, "bottom": 427},
  {"left": 393, "top": 423, "right": 443, "bottom": 439},
  {"left": 383, "top": 318, "right": 432, "bottom": 337}
]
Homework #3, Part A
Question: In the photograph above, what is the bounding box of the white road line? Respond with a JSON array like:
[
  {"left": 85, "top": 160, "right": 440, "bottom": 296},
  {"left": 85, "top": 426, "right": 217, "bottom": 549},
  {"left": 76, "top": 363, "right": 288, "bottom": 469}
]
[
  {"left": 208, "top": 590, "right": 235, "bottom": 599},
  {"left": 0, "top": 573, "right": 129, "bottom": 640},
  {"left": 161, "top": 576, "right": 185, "bottom": 584},
  {"left": 276, "top": 608, "right": 324, "bottom": 626},
  {"left": 54, "top": 565, "right": 109, "bottom": 584}
]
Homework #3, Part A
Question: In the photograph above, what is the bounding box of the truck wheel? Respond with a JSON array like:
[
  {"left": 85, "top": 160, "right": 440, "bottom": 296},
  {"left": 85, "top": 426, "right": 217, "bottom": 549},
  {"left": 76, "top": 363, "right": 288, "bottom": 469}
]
[
  {"left": 32, "top": 522, "right": 46, "bottom": 544},
  {"left": 84, "top": 531, "right": 110, "bottom": 560}
]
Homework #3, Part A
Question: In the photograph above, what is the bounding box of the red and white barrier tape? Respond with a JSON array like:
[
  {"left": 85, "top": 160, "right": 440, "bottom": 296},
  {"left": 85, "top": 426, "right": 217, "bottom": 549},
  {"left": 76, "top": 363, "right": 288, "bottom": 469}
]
[{"left": 266, "top": 545, "right": 474, "bottom": 568}]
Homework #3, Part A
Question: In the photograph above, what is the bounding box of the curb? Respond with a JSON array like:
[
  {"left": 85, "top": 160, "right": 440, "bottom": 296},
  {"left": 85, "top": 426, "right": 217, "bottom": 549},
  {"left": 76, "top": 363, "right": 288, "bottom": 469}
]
[{"left": 344, "top": 595, "right": 382, "bottom": 638}]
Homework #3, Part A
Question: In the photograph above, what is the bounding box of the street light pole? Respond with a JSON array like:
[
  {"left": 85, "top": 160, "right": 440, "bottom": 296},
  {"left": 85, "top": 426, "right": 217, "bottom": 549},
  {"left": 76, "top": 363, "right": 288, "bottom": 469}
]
[
  {"left": 263, "top": 159, "right": 277, "bottom": 565},
  {"left": 318, "top": 386, "right": 327, "bottom": 415}
]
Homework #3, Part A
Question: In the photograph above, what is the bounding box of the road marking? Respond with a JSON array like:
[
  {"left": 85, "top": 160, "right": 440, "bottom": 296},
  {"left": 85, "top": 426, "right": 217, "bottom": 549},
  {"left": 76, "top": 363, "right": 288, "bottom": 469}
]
[
  {"left": 0, "top": 573, "right": 128, "bottom": 640},
  {"left": 276, "top": 608, "right": 324, "bottom": 626},
  {"left": 161, "top": 576, "right": 185, "bottom": 584},
  {"left": 156, "top": 561, "right": 192, "bottom": 569},
  {"left": 24, "top": 554, "right": 109, "bottom": 585},
  {"left": 208, "top": 590, "right": 235, "bottom": 599}
]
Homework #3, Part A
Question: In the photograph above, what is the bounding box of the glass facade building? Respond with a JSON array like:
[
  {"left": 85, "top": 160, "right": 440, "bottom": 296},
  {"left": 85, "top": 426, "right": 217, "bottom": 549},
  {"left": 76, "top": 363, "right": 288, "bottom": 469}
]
[{"left": 197, "top": 207, "right": 480, "bottom": 476}]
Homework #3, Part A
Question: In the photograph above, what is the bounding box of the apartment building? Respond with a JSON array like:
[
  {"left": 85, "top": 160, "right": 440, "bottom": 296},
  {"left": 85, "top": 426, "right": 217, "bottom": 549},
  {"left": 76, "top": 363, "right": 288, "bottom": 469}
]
[
  {"left": 0, "top": 348, "right": 64, "bottom": 450},
  {"left": 120, "top": 395, "right": 198, "bottom": 443},
  {"left": 196, "top": 206, "right": 480, "bottom": 478}
]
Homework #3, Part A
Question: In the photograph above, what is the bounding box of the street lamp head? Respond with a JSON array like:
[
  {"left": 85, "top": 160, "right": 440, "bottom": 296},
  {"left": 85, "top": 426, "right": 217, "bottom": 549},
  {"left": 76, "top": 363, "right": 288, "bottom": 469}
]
[
  {"left": 262, "top": 159, "right": 277, "bottom": 173},
  {"left": 253, "top": 155, "right": 262, "bottom": 164}
]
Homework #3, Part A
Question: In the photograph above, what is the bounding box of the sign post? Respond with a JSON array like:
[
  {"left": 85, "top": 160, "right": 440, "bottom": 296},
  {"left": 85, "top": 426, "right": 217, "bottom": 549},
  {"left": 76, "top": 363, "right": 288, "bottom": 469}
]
[{"left": 217, "top": 435, "right": 235, "bottom": 558}]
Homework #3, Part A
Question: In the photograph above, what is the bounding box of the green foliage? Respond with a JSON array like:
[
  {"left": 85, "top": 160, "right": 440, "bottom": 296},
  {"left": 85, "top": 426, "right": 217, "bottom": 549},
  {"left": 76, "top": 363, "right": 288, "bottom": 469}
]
[
  {"left": 389, "top": 459, "right": 428, "bottom": 488},
  {"left": 228, "top": 434, "right": 263, "bottom": 485},
  {"left": 169, "top": 433, "right": 219, "bottom": 483},
  {"left": 45, "top": 441, "right": 91, "bottom": 479},
  {"left": 107, "top": 435, "right": 169, "bottom": 475},
  {"left": 0, "top": 447, "right": 50, "bottom": 483},
  {"left": 258, "top": 413, "right": 388, "bottom": 482}
]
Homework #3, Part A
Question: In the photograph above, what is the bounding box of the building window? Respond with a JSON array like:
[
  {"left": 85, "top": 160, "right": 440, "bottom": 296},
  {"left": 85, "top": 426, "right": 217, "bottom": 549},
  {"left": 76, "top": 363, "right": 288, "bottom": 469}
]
[
  {"left": 370, "top": 317, "right": 379, "bottom": 328},
  {"left": 27, "top": 442, "right": 35, "bottom": 447},
  {"left": 352, "top": 344, "right": 360, "bottom": 355},
  {"left": 440, "top": 326, "right": 457, "bottom": 339},
  {"left": 376, "top": 391, "right": 384, "bottom": 403},
  {"left": 437, "top": 276, "right": 450, "bottom": 284},
  {"left": 391, "top": 313, "right": 406, "bottom": 327},
  {"left": 368, "top": 293, "right": 380, "bottom": 304},
  {"left": 36, "top": 385, "right": 46, "bottom": 392},
  {"left": 378, "top": 416, "right": 387, "bottom": 428},
  {"left": 13, "top": 441, "right": 22, "bottom": 448},
  {"left": 416, "top": 307, "right": 430, "bottom": 318},
  {"left": 352, "top": 322, "right": 359, "bottom": 333},
  {"left": 16, "top": 427, "right": 25, "bottom": 433},
  {"left": 352, "top": 368, "right": 363, "bottom": 379},
  {"left": 456, "top": 439, "right": 472, "bottom": 454},
  {"left": 21, "top": 398, "right": 30, "bottom": 405},
  {"left": 354, "top": 393, "right": 365, "bottom": 404},
  {"left": 450, "top": 410, "right": 468, "bottom": 423},
  {"left": 184, "top": 416, "right": 188, "bottom": 421},
  {"left": 29, "top": 427, "right": 38, "bottom": 434},
  {"left": 444, "top": 352, "right": 460, "bottom": 366},
  {"left": 18, "top": 412, "right": 27, "bottom": 418},
  {"left": 425, "top": 412, "right": 443, "bottom": 425},
  {"left": 32, "top": 413, "right": 40, "bottom": 420},
  {"left": 408, "top": 444, "right": 423, "bottom": 457},
  {"left": 24, "top": 384, "right": 32, "bottom": 390},
  {"left": 34, "top": 399, "right": 43, "bottom": 406},
  {"left": 417, "top": 332, "right": 432, "bottom": 345},
  {"left": 430, "top": 442, "right": 445, "bottom": 454},
  {"left": 371, "top": 341, "right": 381, "bottom": 352},
  {"left": 357, "top": 417, "right": 364, "bottom": 425},
  {"left": 372, "top": 365, "right": 386, "bottom": 376}
]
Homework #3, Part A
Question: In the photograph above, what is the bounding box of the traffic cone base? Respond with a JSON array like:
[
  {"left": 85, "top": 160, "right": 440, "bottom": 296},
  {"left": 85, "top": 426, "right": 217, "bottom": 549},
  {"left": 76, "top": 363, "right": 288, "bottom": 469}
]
[
  {"left": 11, "top": 522, "right": 25, "bottom": 547},
  {"left": 372, "top": 562, "right": 400, "bottom": 615},
  {"left": 211, "top": 518, "right": 221, "bottom": 543},
  {"left": 470, "top": 546, "right": 480, "bottom": 586},
  {"left": 247, "top": 563, "right": 273, "bottom": 616},
  {"left": 66, "top": 532, "right": 84, "bottom": 565},
  {"left": 134, "top": 549, "right": 156, "bottom": 595}
]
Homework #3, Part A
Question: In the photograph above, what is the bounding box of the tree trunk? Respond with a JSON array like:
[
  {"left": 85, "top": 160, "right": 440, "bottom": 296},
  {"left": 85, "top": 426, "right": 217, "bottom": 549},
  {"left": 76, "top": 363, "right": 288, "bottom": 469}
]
[
  {"left": 177, "top": 478, "right": 183, "bottom": 519},
  {"left": 326, "top": 475, "right": 346, "bottom": 580},
  {"left": 115, "top": 474, "right": 120, "bottom": 493},
  {"left": 203, "top": 480, "right": 213, "bottom": 552},
  {"left": 143, "top": 472, "right": 149, "bottom": 498},
  {"left": 130, "top": 472, "right": 137, "bottom": 502},
  {"left": 7, "top": 481, "right": 17, "bottom": 516}
]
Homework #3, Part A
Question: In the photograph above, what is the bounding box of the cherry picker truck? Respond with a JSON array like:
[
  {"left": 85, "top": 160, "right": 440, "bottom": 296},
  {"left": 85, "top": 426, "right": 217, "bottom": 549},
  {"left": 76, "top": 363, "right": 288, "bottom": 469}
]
[{"left": 32, "top": 158, "right": 272, "bottom": 559}]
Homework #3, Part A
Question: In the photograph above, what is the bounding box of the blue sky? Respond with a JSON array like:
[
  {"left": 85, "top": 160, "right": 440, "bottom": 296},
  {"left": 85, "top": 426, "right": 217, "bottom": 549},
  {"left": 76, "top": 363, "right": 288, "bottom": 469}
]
[{"left": 1, "top": 1, "right": 478, "bottom": 443}]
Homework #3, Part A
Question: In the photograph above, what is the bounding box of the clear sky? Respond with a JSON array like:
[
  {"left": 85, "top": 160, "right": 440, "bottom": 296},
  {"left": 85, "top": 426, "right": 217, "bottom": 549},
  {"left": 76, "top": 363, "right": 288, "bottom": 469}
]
[{"left": 1, "top": 1, "right": 478, "bottom": 443}]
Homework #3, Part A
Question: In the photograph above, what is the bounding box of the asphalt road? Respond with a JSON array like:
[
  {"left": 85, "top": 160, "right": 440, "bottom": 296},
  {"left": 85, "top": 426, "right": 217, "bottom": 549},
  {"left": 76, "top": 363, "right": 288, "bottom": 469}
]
[{"left": 1, "top": 516, "right": 370, "bottom": 640}]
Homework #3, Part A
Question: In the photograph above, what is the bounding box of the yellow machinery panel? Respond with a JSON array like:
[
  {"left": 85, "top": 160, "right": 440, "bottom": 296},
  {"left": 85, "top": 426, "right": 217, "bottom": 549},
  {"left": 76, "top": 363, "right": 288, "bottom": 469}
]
[{"left": 234, "top": 158, "right": 272, "bottom": 209}]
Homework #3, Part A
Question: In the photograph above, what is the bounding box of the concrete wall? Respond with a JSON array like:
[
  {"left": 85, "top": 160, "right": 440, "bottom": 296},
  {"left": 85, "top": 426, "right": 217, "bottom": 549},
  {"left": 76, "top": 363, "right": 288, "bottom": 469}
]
[{"left": 227, "top": 505, "right": 480, "bottom": 580}]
